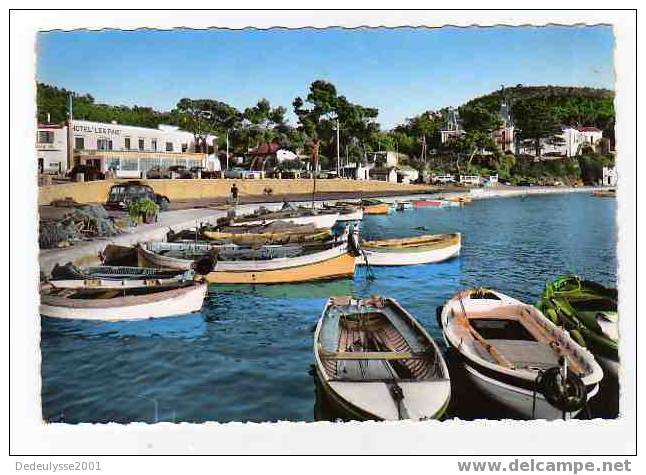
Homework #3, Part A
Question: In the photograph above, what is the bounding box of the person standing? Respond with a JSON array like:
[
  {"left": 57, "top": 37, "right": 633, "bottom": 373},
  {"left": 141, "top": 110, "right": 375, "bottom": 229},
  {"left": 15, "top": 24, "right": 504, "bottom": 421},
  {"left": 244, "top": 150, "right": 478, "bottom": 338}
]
[{"left": 231, "top": 183, "right": 239, "bottom": 204}]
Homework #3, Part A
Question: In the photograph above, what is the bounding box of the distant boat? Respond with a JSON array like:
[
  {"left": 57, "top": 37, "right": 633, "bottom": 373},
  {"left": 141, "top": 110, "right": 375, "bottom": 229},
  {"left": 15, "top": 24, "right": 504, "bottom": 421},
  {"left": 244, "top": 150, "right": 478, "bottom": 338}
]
[
  {"left": 321, "top": 203, "right": 364, "bottom": 222},
  {"left": 414, "top": 199, "right": 449, "bottom": 208},
  {"left": 354, "top": 233, "right": 461, "bottom": 266},
  {"left": 536, "top": 275, "right": 618, "bottom": 380},
  {"left": 439, "top": 288, "right": 603, "bottom": 419},
  {"left": 360, "top": 199, "right": 391, "bottom": 215},
  {"left": 314, "top": 295, "right": 451, "bottom": 420},
  {"left": 137, "top": 239, "right": 356, "bottom": 285},
  {"left": 231, "top": 205, "right": 339, "bottom": 229},
  {"left": 395, "top": 200, "right": 414, "bottom": 211},
  {"left": 40, "top": 280, "right": 208, "bottom": 321},
  {"left": 592, "top": 189, "right": 616, "bottom": 198}
]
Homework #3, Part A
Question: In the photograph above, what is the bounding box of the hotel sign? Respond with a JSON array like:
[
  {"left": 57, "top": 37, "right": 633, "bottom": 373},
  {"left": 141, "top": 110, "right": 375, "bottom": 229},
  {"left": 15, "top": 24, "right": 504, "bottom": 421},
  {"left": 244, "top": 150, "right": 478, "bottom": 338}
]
[{"left": 73, "top": 124, "right": 122, "bottom": 136}]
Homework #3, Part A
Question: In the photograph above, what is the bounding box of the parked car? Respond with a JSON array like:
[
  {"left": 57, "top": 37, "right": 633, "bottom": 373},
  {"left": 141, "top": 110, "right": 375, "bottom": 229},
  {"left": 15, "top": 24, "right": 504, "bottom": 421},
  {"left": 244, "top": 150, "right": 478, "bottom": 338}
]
[
  {"left": 168, "top": 165, "right": 192, "bottom": 179},
  {"left": 105, "top": 182, "right": 170, "bottom": 211},
  {"left": 146, "top": 166, "right": 171, "bottom": 179},
  {"left": 224, "top": 168, "right": 246, "bottom": 179},
  {"left": 67, "top": 164, "right": 105, "bottom": 181},
  {"left": 243, "top": 170, "right": 263, "bottom": 179}
]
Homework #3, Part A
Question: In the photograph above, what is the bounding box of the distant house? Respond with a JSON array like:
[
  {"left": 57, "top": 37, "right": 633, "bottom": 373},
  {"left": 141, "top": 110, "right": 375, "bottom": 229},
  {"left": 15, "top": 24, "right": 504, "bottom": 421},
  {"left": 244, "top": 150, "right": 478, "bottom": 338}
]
[
  {"left": 517, "top": 126, "right": 605, "bottom": 158},
  {"left": 369, "top": 151, "right": 400, "bottom": 168},
  {"left": 602, "top": 165, "right": 617, "bottom": 187},
  {"left": 492, "top": 97, "right": 516, "bottom": 154},
  {"left": 37, "top": 123, "right": 67, "bottom": 173},
  {"left": 440, "top": 107, "right": 465, "bottom": 144},
  {"left": 369, "top": 168, "right": 398, "bottom": 183},
  {"left": 395, "top": 166, "right": 419, "bottom": 184}
]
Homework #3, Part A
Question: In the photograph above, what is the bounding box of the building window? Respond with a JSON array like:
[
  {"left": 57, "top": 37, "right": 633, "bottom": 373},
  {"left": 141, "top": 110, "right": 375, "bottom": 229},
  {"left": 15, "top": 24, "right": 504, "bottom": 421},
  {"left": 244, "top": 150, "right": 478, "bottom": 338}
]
[
  {"left": 74, "top": 137, "right": 85, "bottom": 150},
  {"left": 97, "top": 138, "right": 113, "bottom": 151},
  {"left": 181, "top": 143, "right": 188, "bottom": 153},
  {"left": 37, "top": 130, "right": 54, "bottom": 144},
  {"left": 139, "top": 138, "right": 145, "bottom": 151},
  {"left": 166, "top": 142, "right": 174, "bottom": 152},
  {"left": 106, "top": 157, "right": 120, "bottom": 171},
  {"left": 151, "top": 139, "right": 157, "bottom": 151},
  {"left": 120, "top": 158, "right": 139, "bottom": 171},
  {"left": 124, "top": 137, "right": 131, "bottom": 150}
]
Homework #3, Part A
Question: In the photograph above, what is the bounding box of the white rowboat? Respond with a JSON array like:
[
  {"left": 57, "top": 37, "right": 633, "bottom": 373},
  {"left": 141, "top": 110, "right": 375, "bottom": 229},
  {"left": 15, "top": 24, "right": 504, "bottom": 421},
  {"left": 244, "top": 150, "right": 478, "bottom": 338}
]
[
  {"left": 440, "top": 289, "right": 603, "bottom": 419},
  {"left": 314, "top": 295, "right": 451, "bottom": 420}
]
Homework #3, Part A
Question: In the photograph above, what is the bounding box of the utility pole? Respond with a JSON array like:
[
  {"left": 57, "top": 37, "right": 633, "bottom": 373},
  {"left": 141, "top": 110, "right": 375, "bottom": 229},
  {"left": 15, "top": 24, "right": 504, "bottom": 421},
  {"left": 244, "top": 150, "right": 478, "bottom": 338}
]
[
  {"left": 336, "top": 118, "right": 340, "bottom": 178},
  {"left": 226, "top": 129, "right": 230, "bottom": 171},
  {"left": 67, "top": 93, "right": 74, "bottom": 171}
]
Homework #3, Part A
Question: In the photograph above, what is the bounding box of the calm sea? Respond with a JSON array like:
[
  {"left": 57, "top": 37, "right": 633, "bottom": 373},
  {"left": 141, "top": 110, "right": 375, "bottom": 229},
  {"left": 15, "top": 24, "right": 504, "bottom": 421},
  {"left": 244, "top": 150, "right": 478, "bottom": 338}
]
[{"left": 41, "top": 192, "right": 618, "bottom": 423}]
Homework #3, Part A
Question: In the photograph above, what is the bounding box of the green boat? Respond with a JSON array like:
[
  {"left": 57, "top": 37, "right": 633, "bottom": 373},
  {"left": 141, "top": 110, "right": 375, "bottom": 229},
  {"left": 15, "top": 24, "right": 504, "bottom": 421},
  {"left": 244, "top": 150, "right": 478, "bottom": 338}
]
[{"left": 537, "top": 275, "right": 618, "bottom": 378}]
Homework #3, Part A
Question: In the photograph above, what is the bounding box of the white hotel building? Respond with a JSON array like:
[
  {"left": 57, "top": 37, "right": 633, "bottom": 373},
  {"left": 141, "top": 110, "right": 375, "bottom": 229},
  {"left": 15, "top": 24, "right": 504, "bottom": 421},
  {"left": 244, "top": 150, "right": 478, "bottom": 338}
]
[{"left": 37, "top": 119, "right": 217, "bottom": 178}]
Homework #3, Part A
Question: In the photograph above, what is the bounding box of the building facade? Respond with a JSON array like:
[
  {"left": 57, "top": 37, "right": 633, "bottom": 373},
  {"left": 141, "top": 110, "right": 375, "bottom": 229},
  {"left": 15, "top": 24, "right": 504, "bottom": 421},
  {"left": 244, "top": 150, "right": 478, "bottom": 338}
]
[
  {"left": 37, "top": 120, "right": 216, "bottom": 178},
  {"left": 37, "top": 123, "right": 68, "bottom": 173}
]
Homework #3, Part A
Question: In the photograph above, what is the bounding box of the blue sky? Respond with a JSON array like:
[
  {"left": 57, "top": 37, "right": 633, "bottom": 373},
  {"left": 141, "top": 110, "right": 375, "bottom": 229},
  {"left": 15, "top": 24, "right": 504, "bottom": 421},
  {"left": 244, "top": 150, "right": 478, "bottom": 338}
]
[{"left": 37, "top": 26, "right": 614, "bottom": 129}]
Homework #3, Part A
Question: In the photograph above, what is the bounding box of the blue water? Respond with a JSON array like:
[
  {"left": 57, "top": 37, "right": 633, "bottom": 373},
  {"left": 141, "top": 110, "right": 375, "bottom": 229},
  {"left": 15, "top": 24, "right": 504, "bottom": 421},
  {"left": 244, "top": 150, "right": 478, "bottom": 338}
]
[{"left": 41, "top": 193, "right": 617, "bottom": 423}]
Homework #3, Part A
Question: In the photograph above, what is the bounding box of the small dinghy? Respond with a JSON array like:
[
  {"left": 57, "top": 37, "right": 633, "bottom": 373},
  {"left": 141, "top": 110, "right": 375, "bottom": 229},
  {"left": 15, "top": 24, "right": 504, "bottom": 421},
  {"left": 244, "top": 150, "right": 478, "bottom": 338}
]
[
  {"left": 360, "top": 199, "right": 391, "bottom": 215},
  {"left": 395, "top": 200, "right": 414, "bottom": 211},
  {"left": 321, "top": 203, "right": 364, "bottom": 222},
  {"left": 537, "top": 276, "right": 618, "bottom": 379},
  {"left": 314, "top": 296, "right": 451, "bottom": 420},
  {"left": 414, "top": 199, "right": 449, "bottom": 208},
  {"left": 439, "top": 289, "right": 603, "bottom": 419},
  {"left": 353, "top": 233, "right": 461, "bottom": 266},
  {"left": 40, "top": 280, "right": 208, "bottom": 321}
]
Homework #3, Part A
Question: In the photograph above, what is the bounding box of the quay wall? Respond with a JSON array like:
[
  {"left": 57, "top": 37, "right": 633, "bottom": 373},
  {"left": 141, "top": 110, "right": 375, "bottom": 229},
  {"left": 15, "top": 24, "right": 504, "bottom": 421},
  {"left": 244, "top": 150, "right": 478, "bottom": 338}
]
[{"left": 38, "top": 179, "right": 431, "bottom": 205}]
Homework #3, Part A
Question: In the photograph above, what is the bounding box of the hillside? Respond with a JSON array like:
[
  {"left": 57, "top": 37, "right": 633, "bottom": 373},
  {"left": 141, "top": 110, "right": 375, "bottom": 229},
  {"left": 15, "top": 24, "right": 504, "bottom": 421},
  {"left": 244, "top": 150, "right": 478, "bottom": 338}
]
[
  {"left": 463, "top": 85, "right": 615, "bottom": 133},
  {"left": 36, "top": 82, "right": 177, "bottom": 128}
]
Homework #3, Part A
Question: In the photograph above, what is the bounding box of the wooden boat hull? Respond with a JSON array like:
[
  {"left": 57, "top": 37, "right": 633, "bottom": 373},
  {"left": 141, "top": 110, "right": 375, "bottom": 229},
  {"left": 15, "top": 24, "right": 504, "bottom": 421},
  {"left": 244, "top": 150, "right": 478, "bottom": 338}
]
[
  {"left": 314, "top": 296, "right": 451, "bottom": 421},
  {"left": 232, "top": 213, "right": 339, "bottom": 229},
  {"left": 362, "top": 203, "right": 390, "bottom": 215},
  {"left": 440, "top": 289, "right": 603, "bottom": 420},
  {"left": 336, "top": 209, "right": 364, "bottom": 221},
  {"left": 138, "top": 240, "right": 351, "bottom": 273},
  {"left": 202, "top": 229, "right": 331, "bottom": 245},
  {"left": 40, "top": 282, "right": 208, "bottom": 321},
  {"left": 414, "top": 199, "right": 448, "bottom": 208},
  {"left": 358, "top": 233, "right": 461, "bottom": 266},
  {"left": 204, "top": 252, "right": 356, "bottom": 284}
]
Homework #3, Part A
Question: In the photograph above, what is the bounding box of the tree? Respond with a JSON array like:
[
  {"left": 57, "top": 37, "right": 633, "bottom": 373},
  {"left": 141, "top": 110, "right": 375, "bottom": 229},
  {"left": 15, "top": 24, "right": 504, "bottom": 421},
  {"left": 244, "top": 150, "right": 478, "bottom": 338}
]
[
  {"left": 173, "top": 98, "right": 241, "bottom": 153},
  {"left": 513, "top": 98, "right": 562, "bottom": 156},
  {"left": 293, "top": 80, "right": 381, "bottom": 169}
]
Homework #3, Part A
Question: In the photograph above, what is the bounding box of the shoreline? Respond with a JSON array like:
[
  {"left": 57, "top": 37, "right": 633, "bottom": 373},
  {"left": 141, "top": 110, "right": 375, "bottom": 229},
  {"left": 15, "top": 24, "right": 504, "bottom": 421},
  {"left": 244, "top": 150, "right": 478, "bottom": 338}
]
[{"left": 38, "top": 185, "right": 608, "bottom": 274}]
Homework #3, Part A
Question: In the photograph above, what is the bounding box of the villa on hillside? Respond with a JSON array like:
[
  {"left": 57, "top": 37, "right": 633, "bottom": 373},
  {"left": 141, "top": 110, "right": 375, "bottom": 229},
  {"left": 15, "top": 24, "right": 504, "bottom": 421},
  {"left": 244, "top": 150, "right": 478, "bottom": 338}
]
[{"left": 516, "top": 126, "right": 605, "bottom": 158}]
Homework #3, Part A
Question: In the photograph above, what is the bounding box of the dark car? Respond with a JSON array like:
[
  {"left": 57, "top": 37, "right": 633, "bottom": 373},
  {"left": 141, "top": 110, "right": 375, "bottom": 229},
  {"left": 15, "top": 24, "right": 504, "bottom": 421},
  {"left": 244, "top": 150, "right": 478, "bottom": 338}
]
[
  {"left": 168, "top": 165, "right": 193, "bottom": 179},
  {"left": 105, "top": 182, "right": 170, "bottom": 211}
]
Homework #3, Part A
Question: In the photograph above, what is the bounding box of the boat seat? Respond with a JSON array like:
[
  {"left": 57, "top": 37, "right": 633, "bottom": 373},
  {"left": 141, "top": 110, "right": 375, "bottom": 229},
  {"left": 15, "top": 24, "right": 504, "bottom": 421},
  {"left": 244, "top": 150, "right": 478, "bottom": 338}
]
[{"left": 487, "top": 339, "right": 560, "bottom": 369}]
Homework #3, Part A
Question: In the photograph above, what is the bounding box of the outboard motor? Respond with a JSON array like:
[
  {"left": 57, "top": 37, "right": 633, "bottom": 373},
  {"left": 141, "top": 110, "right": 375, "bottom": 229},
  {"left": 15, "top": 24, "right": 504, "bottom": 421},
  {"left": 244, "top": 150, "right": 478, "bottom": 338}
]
[
  {"left": 347, "top": 224, "right": 362, "bottom": 257},
  {"left": 193, "top": 255, "right": 216, "bottom": 275},
  {"left": 539, "top": 357, "right": 587, "bottom": 418}
]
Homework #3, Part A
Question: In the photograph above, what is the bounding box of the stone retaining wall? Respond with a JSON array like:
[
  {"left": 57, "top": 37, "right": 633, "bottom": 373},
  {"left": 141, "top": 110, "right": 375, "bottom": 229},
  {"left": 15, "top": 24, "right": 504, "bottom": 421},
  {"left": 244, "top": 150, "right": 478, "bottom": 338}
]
[{"left": 38, "top": 179, "right": 430, "bottom": 205}]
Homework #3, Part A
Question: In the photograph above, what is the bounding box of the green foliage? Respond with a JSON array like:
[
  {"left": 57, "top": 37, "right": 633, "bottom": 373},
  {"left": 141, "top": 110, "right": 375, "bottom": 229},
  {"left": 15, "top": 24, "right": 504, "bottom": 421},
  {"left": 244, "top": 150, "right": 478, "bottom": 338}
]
[
  {"left": 37, "top": 82, "right": 177, "bottom": 127},
  {"left": 578, "top": 154, "right": 615, "bottom": 184},
  {"left": 127, "top": 198, "right": 159, "bottom": 223}
]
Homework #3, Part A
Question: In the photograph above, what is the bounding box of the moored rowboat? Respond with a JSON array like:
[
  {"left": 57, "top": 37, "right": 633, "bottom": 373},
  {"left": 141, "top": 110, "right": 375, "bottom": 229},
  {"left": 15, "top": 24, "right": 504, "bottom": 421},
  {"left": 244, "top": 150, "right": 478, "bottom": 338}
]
[
  {"left": 355, "top": 233, "right": 461, "bottom": 266},
  {"left": 314, "top": 295, "right": 451, "bottom": 420},
  {"left": 40, "top": 280, "right": 208, "bottom": 321},
  {"left": 138, "top": 239, "right": 356, "bottom": 284},
  {"left": 439, "top": 288, "right": 603, "bottom": 419},
  {"left": 536, "top": 275, "right": 619, "bottom": 380}
]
